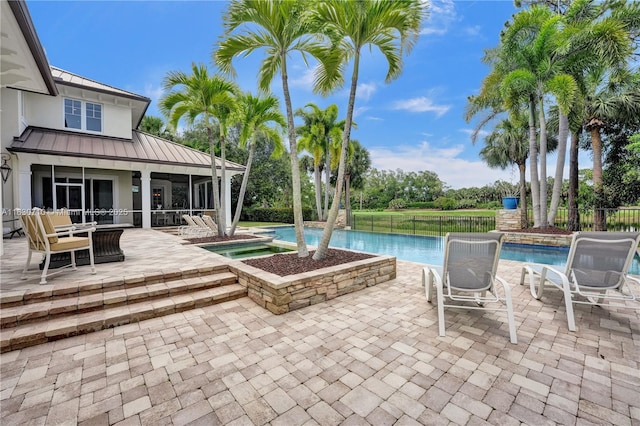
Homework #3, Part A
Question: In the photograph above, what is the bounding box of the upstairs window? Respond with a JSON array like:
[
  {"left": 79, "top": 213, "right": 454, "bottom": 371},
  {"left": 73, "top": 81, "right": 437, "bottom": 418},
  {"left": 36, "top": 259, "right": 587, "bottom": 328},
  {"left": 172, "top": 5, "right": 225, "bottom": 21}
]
[
  {"left": 64, "top": 98, "right": 102, "bottom": 133},
  {"left": 64, "top": 99, "right": 82, "bottom": 129}
]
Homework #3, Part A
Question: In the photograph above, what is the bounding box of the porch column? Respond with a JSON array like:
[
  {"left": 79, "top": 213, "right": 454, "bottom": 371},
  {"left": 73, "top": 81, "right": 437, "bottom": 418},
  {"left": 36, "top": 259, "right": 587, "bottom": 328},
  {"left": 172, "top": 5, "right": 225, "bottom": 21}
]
[
  {"left": 17, "top": 159, "right": 31, "bottom": 210},
  {"left": 141, "top": 170, "right": 151, "bottom": 228}
]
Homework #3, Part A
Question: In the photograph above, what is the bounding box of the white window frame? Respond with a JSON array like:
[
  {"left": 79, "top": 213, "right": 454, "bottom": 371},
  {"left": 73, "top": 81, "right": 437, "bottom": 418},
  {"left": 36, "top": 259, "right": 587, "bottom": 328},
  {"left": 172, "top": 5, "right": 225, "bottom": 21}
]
[{"left": 63, "top": 98, "right": 103, "bottom": 133}]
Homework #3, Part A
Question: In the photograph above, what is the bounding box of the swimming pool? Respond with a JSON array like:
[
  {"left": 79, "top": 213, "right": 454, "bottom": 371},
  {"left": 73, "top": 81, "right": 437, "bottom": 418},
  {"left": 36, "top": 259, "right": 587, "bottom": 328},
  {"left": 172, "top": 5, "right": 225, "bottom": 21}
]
[{"left": 266, "top": 226, "right": 640, "bottom": 275}]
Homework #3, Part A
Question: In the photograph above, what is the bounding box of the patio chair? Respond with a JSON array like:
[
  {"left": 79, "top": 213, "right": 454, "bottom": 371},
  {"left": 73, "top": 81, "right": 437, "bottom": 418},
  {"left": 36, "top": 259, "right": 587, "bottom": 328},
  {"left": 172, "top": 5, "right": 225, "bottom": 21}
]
[
  {"left": 201, "top": 214, "right": 218, "bottom": 234},
  {"left": 192, "top": 216, "right": 216, "bottom": 236},
  {"left": 48, "top": 209, "right": 96, "bottom": 231},
  {"left": 423, "top": 232, "right": 517, "bottom": 344},
  {"left": 520, "top": 231, "right": 640, "bottom": 331},
  {"left": 18, "top": 208, "right": 96, "bottom": 284}
]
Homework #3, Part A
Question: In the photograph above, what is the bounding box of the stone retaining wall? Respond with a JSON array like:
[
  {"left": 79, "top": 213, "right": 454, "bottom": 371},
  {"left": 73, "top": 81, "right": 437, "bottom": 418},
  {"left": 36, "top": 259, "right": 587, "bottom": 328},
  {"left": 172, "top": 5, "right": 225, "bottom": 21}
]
[
  {"left": 306, "top": 210, "right": 347, "bottom": 229},
  {"left": 231, "top": 254, "right": 396, "bottom": 314},
  {"left": 496, "top": 209, "right": 524, "bottom": 231},
  {"left": 497, "top": 231, "right": 574, "bottom": 247}
]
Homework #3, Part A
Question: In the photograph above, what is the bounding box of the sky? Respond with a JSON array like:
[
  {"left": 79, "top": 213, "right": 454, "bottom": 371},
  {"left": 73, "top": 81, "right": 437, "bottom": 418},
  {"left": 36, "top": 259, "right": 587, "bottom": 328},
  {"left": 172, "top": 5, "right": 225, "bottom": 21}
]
[{"left": 26, "top": 0, "right": 572, "bottom": 190}]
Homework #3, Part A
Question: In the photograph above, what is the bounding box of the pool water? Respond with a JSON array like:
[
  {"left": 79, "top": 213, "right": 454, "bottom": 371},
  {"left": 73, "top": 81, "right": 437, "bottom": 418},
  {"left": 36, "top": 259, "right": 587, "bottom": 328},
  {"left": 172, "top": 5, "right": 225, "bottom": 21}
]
[
  {"left": 266, "top": 226, "right": 640, "bottom": 275},
  {"left": 204, "top": 243, "right": 294, "bottom": 259}
]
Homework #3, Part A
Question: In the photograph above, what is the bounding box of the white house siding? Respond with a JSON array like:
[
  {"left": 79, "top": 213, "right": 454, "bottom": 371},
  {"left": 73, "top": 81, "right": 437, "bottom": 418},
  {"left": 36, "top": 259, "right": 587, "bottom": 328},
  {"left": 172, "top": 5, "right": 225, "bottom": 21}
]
[{"left": 23, "top": 89, "right": 133, "bottom": 139}]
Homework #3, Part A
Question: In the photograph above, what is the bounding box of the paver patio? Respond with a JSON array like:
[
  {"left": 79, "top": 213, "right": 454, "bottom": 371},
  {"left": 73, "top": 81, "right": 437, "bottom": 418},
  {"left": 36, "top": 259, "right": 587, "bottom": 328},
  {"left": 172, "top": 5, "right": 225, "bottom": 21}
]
[{"left": 1, "top": 229, "right": 639, "bottom": 425}]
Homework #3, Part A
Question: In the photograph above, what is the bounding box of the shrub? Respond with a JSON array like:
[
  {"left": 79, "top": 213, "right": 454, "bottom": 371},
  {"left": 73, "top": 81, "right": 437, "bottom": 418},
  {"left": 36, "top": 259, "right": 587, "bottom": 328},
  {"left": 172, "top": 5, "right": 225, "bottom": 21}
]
[
  {"left": 241, "top": 207, "right": 314, "bottom": 223},
  {"left": 456, "top": 199, "right": 477, "bottom": 209},
  {"left": 435, "top": 197, "right": 457, "bottom": 210},
  {"left": 388, "top": 198, "right": 407, "bottom": 210}
]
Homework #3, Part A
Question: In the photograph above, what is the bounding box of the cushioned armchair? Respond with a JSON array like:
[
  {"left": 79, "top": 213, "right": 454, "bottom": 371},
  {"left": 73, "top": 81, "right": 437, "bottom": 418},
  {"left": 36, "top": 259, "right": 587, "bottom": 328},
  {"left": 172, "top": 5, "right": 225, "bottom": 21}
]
[{"left": 19, "top": 208, "right": 96, "bottom": 284}]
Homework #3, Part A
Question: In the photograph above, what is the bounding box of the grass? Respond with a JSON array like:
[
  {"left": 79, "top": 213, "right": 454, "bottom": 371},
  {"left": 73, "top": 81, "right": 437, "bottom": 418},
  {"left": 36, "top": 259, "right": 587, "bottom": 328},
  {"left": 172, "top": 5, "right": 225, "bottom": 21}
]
[{"left": 351, "top": 211, "right": 496, "bottom": 236}]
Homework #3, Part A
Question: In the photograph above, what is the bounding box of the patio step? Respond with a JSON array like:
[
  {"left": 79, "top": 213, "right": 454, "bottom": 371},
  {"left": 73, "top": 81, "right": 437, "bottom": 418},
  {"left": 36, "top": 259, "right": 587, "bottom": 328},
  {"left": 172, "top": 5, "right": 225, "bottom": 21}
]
[{"left": 0, "top": 267, "right": 247, "bottom": 353}]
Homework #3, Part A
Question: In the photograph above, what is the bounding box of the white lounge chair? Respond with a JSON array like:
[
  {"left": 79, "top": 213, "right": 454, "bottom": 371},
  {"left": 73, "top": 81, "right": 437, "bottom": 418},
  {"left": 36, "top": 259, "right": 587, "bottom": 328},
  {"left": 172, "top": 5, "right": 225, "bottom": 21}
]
[
  {"left": 19, "top": 208, "right": 96, "bottom": 284},
  {"left": 179, "top": 214, "right": 208, "bottom": 237},
  {"left": 192, "top": 216, "right": 216, "bottom": 236},
  {"left": 520, "top": 231, "right": 640, "bottom": 331},
  {"left": 201, "top": 215, "right": 218, "bottom": 234},
  {"left": 423, "top": 232, "right": 517, "bottom": 344}
]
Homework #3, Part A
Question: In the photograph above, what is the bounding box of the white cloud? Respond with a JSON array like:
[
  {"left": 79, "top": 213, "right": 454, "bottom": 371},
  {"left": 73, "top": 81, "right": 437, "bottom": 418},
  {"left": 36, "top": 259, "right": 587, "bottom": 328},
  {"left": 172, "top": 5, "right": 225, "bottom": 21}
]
[
  {"left": 464, "top": 25, "right": 482, "bottom": 37},
  {"left": 289, "top": 67, "right": 316, "bottom": 89},
  {"left": 365, "top": 116, "right": 384, "bottom": 121},
  {"left": 421, "top": 0, "right": 457, "bottom": 36},
  {"left": 143, "top": 83, "right": 164, "bottom": 104},
  {"left": 392, "top": 97, "right": 451, "bottom": 117},
  {"left": 357, "top": 82, "right": 377, "bottom": 101},
  {"left": 353, "top": 106, "right": 370, "bottom": 118},
  {"left": 369, "top": 141, "right": 512, "bottom": 189},
  {"left": 459, "top": 128, "right": 489, "bottom": 141}
]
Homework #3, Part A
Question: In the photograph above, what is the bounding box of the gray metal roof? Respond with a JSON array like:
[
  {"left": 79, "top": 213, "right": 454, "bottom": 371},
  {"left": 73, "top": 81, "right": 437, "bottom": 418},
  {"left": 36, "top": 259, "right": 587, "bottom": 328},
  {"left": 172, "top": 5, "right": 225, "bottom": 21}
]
[
  {"left": 50, "top": 67, "right": 149, "bottom": 103},
  {"left": 9, "top": 127, "right": 245, "bottom": 171}
]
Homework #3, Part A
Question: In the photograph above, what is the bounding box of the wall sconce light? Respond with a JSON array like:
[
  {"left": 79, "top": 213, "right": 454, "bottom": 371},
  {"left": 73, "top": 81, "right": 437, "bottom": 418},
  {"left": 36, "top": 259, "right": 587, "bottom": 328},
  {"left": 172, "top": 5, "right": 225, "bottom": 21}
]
[{"left": 0, "top": 154, "right": 12, "bottom": 184}]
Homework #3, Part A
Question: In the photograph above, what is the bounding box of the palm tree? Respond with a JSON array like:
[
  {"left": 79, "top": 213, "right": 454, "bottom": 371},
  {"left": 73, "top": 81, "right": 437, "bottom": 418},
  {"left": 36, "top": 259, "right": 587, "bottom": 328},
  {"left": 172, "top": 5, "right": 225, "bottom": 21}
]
[
  {"left": 499, "top": 6, "right": 578, "bottom": 228},
  {"left": 480, "top": 115, "right": 530, "bottom": 227},
  {"left": 215, "top": 0, "right": 327, "bottom": 257},
  {"left": 230, "top": 92, "right": 286, "bottom": 236},
  {"left": 310, "top": 0, "right": 426, "bottom": 260},
  {"left": 159, "top": 63, "right": 238, "bottom": 236},
  {"left": 295, "top": 103, "right": 345, "bottom": 221},
  {"left": 331, "top": 139, "right": 370, "bottom": 226}
]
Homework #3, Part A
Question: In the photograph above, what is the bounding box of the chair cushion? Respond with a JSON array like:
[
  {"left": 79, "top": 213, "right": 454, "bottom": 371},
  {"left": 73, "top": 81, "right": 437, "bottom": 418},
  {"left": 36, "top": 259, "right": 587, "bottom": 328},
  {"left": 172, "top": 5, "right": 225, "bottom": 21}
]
[
  {"left": 50, "top": 236, "right": 90, "bottom": 251},
  {"left": 48, "top": 212, "right": 73, "bottom": 228},
  {"left": 39, "top": 213, "right": 59, "bottom": 244}
]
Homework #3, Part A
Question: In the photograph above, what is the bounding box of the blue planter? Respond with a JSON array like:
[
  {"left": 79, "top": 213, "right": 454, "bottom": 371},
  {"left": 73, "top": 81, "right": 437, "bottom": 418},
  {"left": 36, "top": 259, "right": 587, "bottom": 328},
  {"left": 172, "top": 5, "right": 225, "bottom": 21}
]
[{"left": 502, "top": 197, "right": 519, "bottom": 209}]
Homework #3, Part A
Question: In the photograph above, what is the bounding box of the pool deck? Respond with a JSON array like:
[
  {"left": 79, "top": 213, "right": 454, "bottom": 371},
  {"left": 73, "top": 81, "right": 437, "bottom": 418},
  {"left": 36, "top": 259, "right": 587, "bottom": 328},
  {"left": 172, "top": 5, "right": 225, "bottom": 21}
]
[{"left": 1, "top": 229, "right": 639, "bottom": 425}]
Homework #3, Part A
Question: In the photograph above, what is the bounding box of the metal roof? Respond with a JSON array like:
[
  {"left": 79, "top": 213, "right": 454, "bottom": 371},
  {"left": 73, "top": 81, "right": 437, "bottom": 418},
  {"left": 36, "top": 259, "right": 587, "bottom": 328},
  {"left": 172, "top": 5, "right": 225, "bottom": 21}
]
[
  {"left": 50, "top": 67, "right": 149, "bottom": 103},
  {"left": 9, "top": 127, "right": 245, "bottom": 172}
]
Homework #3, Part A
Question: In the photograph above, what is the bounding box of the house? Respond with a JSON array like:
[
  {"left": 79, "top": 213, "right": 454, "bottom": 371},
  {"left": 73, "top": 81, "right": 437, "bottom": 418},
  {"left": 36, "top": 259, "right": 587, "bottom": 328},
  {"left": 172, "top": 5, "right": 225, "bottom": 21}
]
[{"left": 1, "top": 0, "right": 244, "bottom": 253}]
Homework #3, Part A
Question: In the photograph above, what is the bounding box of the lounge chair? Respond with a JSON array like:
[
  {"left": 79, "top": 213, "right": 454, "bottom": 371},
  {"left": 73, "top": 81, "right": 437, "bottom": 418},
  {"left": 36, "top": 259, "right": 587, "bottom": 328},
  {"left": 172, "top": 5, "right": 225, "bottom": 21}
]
[
  {"left": 201, "top": 215, "right": 218, "bottom": 234},
  {"left": 179, "top": 215, "right": 213, "bottom": 237},
  {"left": 423, "top": 232, "right": 517, "bottom": 344},
  {"left": 192, "top": 216, "right": 216, "bottom": 236},
  {"left": 18, "top": 208, "right": 96, "bottom": 284},
  {"left": 520, "top": 231, "right": 640, "bottom": 331}
]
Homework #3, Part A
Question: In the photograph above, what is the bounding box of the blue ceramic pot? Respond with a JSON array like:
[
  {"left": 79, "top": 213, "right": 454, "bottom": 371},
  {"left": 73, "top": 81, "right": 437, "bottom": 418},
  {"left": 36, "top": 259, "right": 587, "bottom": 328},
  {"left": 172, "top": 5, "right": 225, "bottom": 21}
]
[{"left": 502, "top": 197, "right": 519, "bottom": 209}]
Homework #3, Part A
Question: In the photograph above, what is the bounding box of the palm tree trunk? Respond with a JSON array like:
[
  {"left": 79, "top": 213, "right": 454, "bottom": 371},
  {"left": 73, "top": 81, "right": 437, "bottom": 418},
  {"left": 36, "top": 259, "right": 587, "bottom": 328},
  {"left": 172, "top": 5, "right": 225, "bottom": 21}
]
[
  {"left": 528, "top": 97, "right": 541, "bottom": 227},
  {"left": 518, "top": 162, "right": 527, "bottom": 229},
  {"left": 219, "top": 132, "right": 227, "bottom": 236},
  {"left": 590, "top": 126, "right": 606, "bottom": 231},
  {"left": 567, "top": 130, "right": 580, "bottom": 231},
  {"left": 313, "top": 51, "right": 360, "bottom": 260},
  {"left": 548, "top": 112, "right": 569, "bottom": 225},
  {"left": 281, "top": 54, "right": 308, "bottom": 256},
  {"left": 207, "top": 126, "right": 223, "bottom": 236},
  {"left": 538, "top": 95, "right": 548, "bottom": 228},
  {"left": 314, "top": 165, "right": 322, "bottom": 220},
  {"left": 229, "top": 134, "right": 256, "bottom": 236},
  {"left": 323, "top": 152, "right": 330, "bottom": 220},
  {"left": 345, "top": 173, "right": 351, "bottom": 227}
]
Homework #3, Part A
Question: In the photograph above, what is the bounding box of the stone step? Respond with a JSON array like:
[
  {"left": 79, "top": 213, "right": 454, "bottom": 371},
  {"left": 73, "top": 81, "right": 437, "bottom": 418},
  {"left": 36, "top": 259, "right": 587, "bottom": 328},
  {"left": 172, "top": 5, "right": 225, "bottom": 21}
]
[
  {"left": 0, "top": 265, "right": 230, "bottom": 308},
  {"left": 0, "top": 283, "right": 247, "bottom": 353},
  {"left": 0, "top": 272, "right": 238, "bottom": 328}
]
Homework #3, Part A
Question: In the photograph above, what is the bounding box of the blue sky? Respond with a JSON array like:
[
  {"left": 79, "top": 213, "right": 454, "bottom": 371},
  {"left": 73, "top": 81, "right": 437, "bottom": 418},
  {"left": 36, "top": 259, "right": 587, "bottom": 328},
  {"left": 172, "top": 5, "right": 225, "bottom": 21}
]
[{"left": 27, "top": 0, "right": 541, "bottom": 189}]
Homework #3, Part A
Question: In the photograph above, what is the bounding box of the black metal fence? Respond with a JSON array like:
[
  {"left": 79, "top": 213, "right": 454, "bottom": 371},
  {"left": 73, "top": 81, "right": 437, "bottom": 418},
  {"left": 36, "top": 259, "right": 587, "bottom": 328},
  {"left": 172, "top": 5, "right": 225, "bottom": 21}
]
[
  {"left": 528, "top": 208, "right": 640, "bottom": 232},
  {"left": 350, "top": 215, "right": 496, "bottom": 237}
]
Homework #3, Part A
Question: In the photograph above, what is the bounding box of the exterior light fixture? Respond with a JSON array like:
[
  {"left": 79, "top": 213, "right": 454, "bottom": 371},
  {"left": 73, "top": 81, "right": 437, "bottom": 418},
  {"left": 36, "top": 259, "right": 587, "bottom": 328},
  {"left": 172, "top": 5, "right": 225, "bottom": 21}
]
[{"left": 0, "top": 154, "right": 12, "bottom": 184}]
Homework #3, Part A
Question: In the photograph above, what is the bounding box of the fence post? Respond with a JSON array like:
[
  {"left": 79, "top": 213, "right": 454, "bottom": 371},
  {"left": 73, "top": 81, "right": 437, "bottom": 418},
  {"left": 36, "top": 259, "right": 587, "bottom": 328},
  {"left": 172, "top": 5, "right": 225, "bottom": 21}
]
[
  {"left": 439, "top": 216, "right": 442, "bottom": 237},
  {"left": 371, "top": 215, "right": 373, "bottom": 232},
  {"left": 390, "top": 215, "right": 393, "bottom": 233},
  {"left": 413, "top": 216, "right": 416, "bottom": 235}
]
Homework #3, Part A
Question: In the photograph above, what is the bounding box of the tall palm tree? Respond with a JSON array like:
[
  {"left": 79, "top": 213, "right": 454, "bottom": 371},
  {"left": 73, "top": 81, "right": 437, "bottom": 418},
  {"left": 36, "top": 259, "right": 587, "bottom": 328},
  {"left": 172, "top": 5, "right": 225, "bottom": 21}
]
[
  {"left": 295, "top": 103, "right": 345, "bottom": 220},
  {"left": 215, "top": 0, "right": 327, "bottom": 257},
  {"left": 480, "top": 116, "right": 530, "bottom": 227},
  {"left": 310, "top": 0, "right": 426, "bottom": 260},
  {"left": 230, "top": 92, "right": 286, "bottom": 236},
  {"left": 330, "top": 139, "right": 371, "bottom": 226},
  {"left": 159, "top": 63, "right": 237, "bottom": 235},
  {"left": 499, "top": 6, "right": 578, "bottom": 228}
]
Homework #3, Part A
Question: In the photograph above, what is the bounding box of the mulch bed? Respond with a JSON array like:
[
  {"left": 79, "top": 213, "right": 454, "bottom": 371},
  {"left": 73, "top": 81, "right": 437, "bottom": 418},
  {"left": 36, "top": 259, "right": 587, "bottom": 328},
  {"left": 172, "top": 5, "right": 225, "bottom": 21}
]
[
  {"left": 243, "top": 248, "right": 374, "bottom": 277},
  {"left": 185, "top": 234, "right": 259, "bottom": 244},
  {"left": 501, "top": 226, "right": 573, "bottom": 235}
]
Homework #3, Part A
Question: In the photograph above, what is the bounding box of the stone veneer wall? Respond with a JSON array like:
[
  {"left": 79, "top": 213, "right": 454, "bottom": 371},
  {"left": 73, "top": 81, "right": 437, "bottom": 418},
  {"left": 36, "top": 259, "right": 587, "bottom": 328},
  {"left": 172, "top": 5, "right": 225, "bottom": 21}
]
[
  {"left": 231, "top": 255, "right": 396, "bottom": 314},
  {"left": 496, "top": 209, "right": 524, "bottom": 231},
  {"left": 497, "top": 231, "right": 574, "bottom": 247},
  {"left": 306, "top": 209, "right": 347, "bottom": 229}
]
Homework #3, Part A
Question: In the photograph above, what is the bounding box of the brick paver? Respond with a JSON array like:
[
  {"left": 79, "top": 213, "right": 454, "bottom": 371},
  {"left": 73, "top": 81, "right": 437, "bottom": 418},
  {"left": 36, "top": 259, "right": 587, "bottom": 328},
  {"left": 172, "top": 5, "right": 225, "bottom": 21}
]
[{"left": 1, "top": 229, "right": 639, "bottom": 425}]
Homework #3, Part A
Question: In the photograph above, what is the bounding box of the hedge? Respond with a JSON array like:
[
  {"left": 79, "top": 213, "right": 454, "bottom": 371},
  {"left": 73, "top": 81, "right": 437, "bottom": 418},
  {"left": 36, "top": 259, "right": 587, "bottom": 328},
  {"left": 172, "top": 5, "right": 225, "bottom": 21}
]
[{"left": 241, "top": 207, "right": 315, "bottom": 223}]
